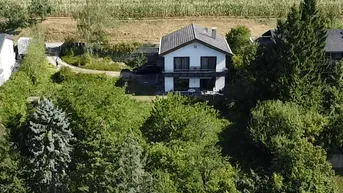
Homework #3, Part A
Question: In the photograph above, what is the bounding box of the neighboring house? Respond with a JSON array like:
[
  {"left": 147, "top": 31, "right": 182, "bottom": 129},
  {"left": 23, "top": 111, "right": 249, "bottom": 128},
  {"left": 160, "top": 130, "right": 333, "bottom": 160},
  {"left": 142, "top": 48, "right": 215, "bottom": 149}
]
[
  {"left": 0, "top": 34, "right": 16, "bottom": 86},
  {"left": 256, "top": 29, "right": 343, "bottom": 61},
  {"left": 326, "top": 29, "right": 343, "bottom": 61},
  {"left": 18, "top": 37, "right": 31, "bottom": 58},
  {"left": 159, "top": 24, "right": 233, "bottom": 94}
]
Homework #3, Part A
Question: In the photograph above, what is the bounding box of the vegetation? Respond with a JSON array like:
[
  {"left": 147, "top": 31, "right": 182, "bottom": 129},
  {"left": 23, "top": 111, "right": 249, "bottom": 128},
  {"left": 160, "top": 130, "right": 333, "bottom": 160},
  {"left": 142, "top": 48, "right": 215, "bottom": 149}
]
[
  {"left": 26, "top": 98, "right": 73, "bottom": 193},
  {"left": 4, "top": 0, "right": 343, "bottom": 19},
  {"left": 2, "top": 0, "right": 343, "bottom": 192},
  {"left": 0, "top": 0, "right": 51, "bottom": 32},
  {"left": 61, "top": 55, "right": 123, "bottom": 71}
]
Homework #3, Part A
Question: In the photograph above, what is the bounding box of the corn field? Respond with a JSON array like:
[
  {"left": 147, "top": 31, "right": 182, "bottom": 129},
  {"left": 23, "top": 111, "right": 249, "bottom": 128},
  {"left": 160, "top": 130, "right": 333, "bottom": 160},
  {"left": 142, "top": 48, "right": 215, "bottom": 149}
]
[{"left": 9, "top": 0, "right": 343, "bottom": 18}]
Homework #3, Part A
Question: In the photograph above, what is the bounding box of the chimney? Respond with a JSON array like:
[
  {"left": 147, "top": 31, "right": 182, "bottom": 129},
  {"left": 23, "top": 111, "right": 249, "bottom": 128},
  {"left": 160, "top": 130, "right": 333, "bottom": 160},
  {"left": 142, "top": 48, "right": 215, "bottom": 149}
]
[
  {"left": 204, "top": 27, "right": 208, "bottom": 34},
  {"left": 211, "top": 27, "right": 217, "bottom": 39}
]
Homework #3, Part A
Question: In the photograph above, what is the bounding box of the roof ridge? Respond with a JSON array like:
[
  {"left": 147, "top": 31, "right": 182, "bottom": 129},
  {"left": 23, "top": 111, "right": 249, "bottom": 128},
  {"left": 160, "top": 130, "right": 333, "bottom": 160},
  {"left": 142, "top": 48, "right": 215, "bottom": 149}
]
[{"left": 191, "top": 23, "right": 197, "bottom": 40}]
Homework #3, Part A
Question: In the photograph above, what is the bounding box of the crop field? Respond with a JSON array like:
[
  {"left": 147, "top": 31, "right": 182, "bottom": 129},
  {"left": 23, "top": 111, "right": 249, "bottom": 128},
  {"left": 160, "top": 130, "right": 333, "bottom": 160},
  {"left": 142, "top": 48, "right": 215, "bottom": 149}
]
[{"left": 9, "top": 0, "right": 343, "bottom": 18}]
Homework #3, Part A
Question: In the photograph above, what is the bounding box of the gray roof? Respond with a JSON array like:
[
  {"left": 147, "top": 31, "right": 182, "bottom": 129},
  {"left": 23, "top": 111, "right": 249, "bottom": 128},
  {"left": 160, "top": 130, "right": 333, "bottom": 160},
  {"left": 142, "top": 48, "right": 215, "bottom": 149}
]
[
  {"left": 0, "top": 33, "right": 14, "bottom": 54},
  {"left": 326, "top": 29, "right": 343, "bottom": 53},
  {"left": 159, "top": 24, "right": 232, "bottom": 55}
]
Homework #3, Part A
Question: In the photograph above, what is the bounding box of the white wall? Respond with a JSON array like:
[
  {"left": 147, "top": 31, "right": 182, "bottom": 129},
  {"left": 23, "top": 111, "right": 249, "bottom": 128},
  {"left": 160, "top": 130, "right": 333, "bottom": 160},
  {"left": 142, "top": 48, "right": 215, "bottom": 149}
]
[
  {"left": 0, "top": 38, "right": 16, "bottom": 86},
  {"left": 165, "top": 77, "right": 174, "bottom": 92},
  {"left": 215, "top": 76, "right": 225, "bottom": 91},
  {"left": 163, "top": 42, "right": 226, "bottom": 72}
]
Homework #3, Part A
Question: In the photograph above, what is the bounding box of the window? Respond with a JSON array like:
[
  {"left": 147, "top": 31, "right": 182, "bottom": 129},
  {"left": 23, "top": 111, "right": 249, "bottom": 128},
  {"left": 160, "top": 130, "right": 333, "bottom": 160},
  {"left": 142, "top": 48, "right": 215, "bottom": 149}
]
[
  {"left": 174, "top": 57, "right": 190, "bottom": 71},
  {"left": 201, "top": 57, "right": 216, "bottom": 70},
  {"left": 174, "top": 78, "right": 189, "bottom": 91},
  {"left": 200, "top": 78, "right": 215, "bottom": 91}
]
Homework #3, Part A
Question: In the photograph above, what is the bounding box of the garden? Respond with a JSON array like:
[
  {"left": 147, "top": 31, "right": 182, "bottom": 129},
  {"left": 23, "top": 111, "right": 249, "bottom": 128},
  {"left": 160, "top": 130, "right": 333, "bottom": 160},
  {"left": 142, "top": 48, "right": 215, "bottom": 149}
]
[{"left": 60, "top": 40, "right": 148, "bottom": 71}]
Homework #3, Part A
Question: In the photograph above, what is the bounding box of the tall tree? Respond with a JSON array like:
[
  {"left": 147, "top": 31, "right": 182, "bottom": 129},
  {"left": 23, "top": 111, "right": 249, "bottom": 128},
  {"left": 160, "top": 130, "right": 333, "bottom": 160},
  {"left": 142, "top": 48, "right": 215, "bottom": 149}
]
[
  {"left": 73, "top": 0, "right": 111, "bottom": 54},
  {"left": 26, "top": 98, "right": 73, "bottom": 193},
  {"left": 28, "top": 0, "right": 52, "bottom": 24},
  {"left": 255, "top": 0, "right": 327, "bottom": 110},
  {"left": 114, "top": 134, "right": 154, "bottom": 193}
]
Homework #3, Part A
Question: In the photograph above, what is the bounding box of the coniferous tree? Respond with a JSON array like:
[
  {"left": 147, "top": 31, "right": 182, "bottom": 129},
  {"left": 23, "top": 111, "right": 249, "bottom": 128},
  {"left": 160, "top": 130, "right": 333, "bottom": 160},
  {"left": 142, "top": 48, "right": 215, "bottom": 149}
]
[
  {"left": 255, "top": 0, "right": 327, "bottom": 110},
  {"left": 26, "top": 98, "right": 73, "bottom": 193},
  {"left": 114, "top": 134, "right": 154, "bottom": 193}
]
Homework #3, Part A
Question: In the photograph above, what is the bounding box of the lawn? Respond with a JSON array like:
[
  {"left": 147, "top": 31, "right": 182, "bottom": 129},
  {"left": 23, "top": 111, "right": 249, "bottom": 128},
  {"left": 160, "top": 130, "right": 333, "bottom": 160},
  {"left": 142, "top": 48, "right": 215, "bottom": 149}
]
[{"left": 335, "top": 176, "right": 343, "bottom": 193}]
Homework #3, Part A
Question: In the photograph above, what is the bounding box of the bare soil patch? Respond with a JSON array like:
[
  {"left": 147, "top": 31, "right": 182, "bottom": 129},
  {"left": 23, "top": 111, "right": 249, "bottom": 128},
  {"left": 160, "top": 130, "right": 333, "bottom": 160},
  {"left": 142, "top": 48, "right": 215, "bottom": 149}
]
[{"left": 21, "top": 17, "right": 276, "bottom": 44}]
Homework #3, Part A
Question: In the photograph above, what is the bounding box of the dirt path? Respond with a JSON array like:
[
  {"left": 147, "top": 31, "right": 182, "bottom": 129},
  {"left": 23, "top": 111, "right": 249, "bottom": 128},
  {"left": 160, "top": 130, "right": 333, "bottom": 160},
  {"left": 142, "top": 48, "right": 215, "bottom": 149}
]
[{"left": 46, "top": 56, "right": 129, "bottom": 77}]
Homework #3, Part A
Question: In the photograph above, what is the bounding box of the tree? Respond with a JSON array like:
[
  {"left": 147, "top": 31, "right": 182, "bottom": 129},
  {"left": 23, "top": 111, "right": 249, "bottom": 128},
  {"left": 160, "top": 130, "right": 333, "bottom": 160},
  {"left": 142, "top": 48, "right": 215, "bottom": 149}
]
[
  {"left": 226, "top": 25, "right": 252, "bottom": 55},
  {"left": 0, "top": 125, "right": 26, "bottom": 193},
  {"left": 26, "top": 98, "right": 73, "bottom": 193},
  {"left": 114, "top": 133, "right": 154, "bottom": 193},
  {"left": 73, "top": 0, "right": 111, "bottom": 54},
  {"left": 249, "top": 100, "right": 337, "bottom": 193},
  {"left": 0, "top": 1, "right": 29, "bottom": 32},
  {"left": 143, "top": 94, "right": 239, "bottom": 193},
  {"left": 254, "top": 0, "right": 327, "bottom": 110},
  {"left": 28, "top": 0, "right": 52, "bottom": 24}
]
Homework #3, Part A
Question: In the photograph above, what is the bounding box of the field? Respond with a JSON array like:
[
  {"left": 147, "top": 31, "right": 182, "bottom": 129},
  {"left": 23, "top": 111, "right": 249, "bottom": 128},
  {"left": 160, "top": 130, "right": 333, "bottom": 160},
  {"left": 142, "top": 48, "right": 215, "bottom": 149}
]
[
  {"left": 26, "top": 17, "right": 277, "bottom": 43},
  {"left": 8, "top": 0, "right": 343, "bottom": 18}
]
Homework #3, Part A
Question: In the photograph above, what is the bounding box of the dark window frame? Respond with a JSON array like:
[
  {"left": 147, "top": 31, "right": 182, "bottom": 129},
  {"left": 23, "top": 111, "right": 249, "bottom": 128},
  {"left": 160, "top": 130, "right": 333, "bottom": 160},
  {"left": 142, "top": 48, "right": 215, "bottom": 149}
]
[
  {"left": 200, "top": 77, "right": 216, "bottom": 91},
  {"left": 174, "top": 57, "right": 190, "bottom": 71},
  {"left": 174, "top": 78, "right": 189, "bottom": 91},
  {"left": 201, "top": 57, "right": 217, "bottom": 70}
]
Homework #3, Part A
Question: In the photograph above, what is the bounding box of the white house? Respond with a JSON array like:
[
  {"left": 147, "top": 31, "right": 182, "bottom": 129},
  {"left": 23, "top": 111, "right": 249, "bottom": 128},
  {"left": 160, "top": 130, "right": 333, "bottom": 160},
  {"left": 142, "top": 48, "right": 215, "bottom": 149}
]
[
  {"left": 0, "top": 34, "right": 16, "bottom": 86},
  {"left": 159, "top": 24, "right": 232, "bottom": 94}
]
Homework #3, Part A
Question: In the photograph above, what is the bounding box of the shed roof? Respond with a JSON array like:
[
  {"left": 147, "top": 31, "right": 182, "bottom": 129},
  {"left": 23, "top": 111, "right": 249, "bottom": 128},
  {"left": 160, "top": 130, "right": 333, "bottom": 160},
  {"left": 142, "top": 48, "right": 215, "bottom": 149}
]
[
  {"left": 326, "top": 29, "right": 343, "bottom": 53},
  {"left": 159, "top": 24, "right": 232, "bottom": 55}
]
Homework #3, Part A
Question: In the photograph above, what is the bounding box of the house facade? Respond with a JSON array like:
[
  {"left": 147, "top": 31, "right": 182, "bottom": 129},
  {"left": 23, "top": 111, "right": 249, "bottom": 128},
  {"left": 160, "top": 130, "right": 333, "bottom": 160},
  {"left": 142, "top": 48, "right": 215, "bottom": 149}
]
[
  {"left": 0, "top": 34, "right": 16, "bottom": 86},
  {"left": 159, "top": 24, "right": 232, "bottom": 94}
]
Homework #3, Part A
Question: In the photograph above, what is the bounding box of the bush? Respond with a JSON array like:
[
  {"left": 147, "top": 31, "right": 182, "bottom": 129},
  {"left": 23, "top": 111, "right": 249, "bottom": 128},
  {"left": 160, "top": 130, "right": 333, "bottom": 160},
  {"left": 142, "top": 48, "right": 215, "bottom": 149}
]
[
  {"left": 111, "top": 42, "right": 141, "bottom": 54},
  {"left": 80, "top": 53, "right": 91, "bottom": 66},
  {"left": 128, "top": 53, "right": 147, "bottom": 69}
]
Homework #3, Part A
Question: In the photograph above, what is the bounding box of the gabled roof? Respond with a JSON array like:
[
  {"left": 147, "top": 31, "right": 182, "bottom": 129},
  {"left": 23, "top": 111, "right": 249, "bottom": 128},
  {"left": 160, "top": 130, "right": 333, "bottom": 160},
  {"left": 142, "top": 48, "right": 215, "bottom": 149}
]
[
  {"left": 326, "top": 29, "right": 343, "bottom": 53},
  {"left": 0, "top": 33, "right": 14, "bottom": 54},
  {"left": 159, "top": 24, "right": 232, "bottom": 55}
]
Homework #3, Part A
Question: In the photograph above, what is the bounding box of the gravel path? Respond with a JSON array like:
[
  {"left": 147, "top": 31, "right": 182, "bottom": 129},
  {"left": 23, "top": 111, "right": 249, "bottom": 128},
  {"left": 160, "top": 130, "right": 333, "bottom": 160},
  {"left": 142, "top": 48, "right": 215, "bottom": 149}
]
[{"left": 45, "top": 43, "right": 131, "bottom": 78}]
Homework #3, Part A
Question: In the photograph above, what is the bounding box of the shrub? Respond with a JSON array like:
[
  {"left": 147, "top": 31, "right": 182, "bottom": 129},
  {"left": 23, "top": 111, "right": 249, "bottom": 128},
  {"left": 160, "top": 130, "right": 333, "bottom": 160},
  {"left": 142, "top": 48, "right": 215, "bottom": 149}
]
[
  {"left": 128, "top": 53, "right": 148, "bottom": 68},
  {"left": 80, "top": 53, "right": 91, "bottom": 66}
]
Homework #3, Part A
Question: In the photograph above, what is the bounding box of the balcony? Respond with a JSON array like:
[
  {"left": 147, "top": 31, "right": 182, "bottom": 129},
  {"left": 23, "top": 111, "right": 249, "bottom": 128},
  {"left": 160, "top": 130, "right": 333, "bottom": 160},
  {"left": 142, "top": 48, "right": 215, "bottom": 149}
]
[{"left": 163, "top": 67, "right": 227, "bottom": 77}]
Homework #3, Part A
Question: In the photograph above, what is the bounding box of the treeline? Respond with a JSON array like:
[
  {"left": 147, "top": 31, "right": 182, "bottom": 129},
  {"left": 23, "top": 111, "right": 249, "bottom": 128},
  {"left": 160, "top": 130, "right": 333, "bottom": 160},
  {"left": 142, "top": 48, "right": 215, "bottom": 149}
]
[{"left": 0, "top": 0, "right": 51, "bottom": 32}]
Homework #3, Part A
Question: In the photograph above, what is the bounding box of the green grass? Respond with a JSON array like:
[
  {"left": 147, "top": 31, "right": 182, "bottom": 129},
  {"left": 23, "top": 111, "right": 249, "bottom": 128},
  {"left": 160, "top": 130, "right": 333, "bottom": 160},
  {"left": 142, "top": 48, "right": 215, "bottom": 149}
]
[
  {"left": 61, "top": 55, "right": 125, "bottom": 71},
  {"left": 9, "top": 0, "right": 343, "bottom": 18}
]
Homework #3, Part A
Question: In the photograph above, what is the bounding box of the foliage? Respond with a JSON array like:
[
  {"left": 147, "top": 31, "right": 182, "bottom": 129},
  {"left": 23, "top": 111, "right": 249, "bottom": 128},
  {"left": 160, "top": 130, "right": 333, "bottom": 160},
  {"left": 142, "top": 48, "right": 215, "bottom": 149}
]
[
  {"left": 249, "top": 100, "right": 337, "bottom": 193},
  {"left": 26, "top": 98, "right": 73, "bottom": 193},
  {"left": 28, "top": 0, "right": 52, "bottom": 23},
  {"left": 73, "top": 0, "right": 111, "bottom": 53},
  {"left": 5, "top": 0, "right": 343, "bottom": 19},
  {"left": 61, "top": 55, "right": 123, "bottom": 71},
  {"left": 114, "top": 133, "right": 154, "bottom": 193},
  {"left": 250, "top": 100, "right": 327, "bottom": 146},
  {"left": 20, "top": 36, "right": 50, "bottom": 87},
  {"left": 0, "top": 0, "right": 29, "bottom": 32},
  {"left": 254, "top": 0, "right": 327, "bottom": 111},
  {"left": 226, "top": 25, "right": 251, "bottom": 55},
  {"left": 53, "top": 73, "right": 150, "bottom": 192},
  {"left": 128, "top": 53, "right": 148, "bottom": 69},
  {"left": 143, "top": 94, "right": 239, "bottom": 193},
  {"left": 0, "top": 127, "right": 26, "bottom": 193}
]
